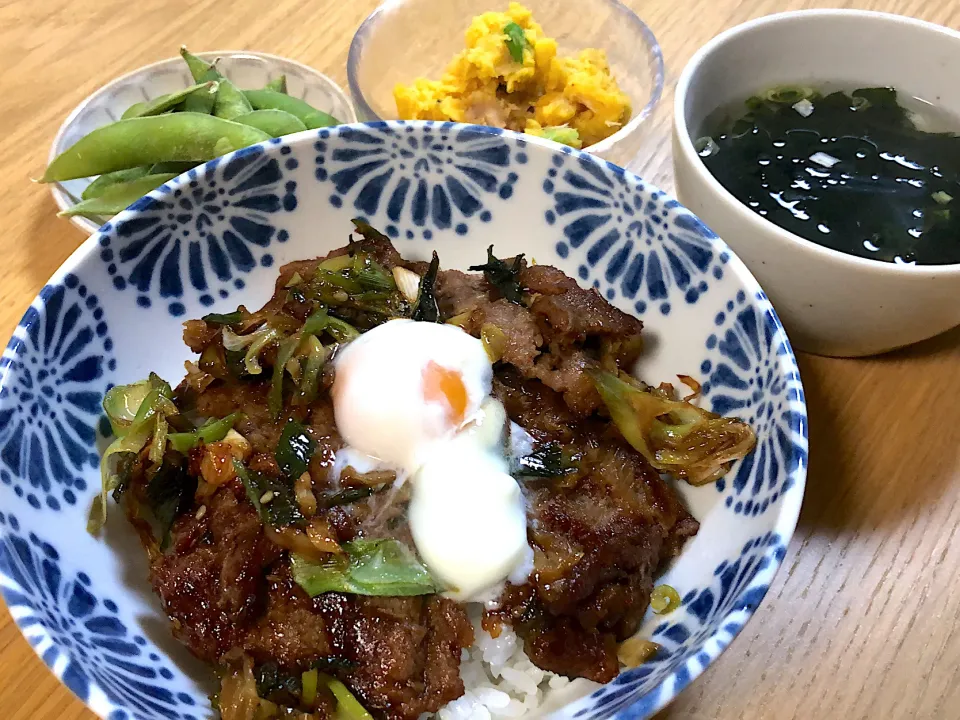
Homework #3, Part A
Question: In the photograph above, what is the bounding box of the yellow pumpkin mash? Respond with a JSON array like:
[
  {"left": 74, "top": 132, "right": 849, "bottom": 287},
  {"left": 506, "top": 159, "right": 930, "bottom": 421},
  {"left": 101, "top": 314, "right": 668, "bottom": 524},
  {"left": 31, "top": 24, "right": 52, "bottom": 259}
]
[{"left": 393, "top": 3, "right": 631, "bottom": 149}]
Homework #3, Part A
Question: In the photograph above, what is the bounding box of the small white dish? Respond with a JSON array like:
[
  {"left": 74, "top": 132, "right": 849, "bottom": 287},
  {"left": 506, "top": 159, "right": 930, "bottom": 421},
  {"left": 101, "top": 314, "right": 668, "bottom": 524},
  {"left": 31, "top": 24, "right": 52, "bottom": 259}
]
[
  {"left": 48, "top": 50, "right": 358, "bottom": 236},
  {"left": 673, "top": 10, "right": 960, "bottom": 357}
]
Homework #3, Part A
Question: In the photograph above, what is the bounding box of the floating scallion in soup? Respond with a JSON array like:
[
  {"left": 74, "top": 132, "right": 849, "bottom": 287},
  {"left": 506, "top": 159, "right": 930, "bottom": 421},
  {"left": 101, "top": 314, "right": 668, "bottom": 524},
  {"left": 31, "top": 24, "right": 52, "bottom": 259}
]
[{"left": 698, "top": 86, "right": 960, "bottom": 265}]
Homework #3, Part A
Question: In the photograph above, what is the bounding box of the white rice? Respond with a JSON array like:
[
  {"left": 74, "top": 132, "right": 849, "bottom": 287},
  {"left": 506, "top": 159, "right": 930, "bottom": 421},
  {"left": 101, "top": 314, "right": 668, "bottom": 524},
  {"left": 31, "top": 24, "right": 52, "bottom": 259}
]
[{"left": 438, "top": 607, "right": 600, "bottom": 720}]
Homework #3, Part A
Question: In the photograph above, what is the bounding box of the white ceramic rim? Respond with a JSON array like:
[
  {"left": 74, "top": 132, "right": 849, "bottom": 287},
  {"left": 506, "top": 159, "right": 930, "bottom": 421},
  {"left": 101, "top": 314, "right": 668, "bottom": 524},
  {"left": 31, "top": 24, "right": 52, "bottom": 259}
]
[
  {"left": 47, "top": 50, "right": 359, "bottom": 237},
  {"left": 673, "top": 9, "right": 960, "bottom": 278},
  {"left": 346, "top": 0, "right": 664, "bottom": 158}
]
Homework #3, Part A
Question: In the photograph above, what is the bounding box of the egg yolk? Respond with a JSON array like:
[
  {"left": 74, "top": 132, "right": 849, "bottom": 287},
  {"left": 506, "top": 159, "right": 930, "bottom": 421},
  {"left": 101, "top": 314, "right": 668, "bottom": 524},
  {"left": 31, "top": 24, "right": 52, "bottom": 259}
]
[{"left": 423, "top": 361, "right": 468, "bottom": 426}]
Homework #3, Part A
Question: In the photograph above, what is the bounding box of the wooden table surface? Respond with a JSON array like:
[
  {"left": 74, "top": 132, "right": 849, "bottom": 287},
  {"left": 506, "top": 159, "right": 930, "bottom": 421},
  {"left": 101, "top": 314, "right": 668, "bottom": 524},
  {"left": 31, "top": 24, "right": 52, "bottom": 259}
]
[{"left": 2, "top": 0, "right": 959, "bottom": 718}]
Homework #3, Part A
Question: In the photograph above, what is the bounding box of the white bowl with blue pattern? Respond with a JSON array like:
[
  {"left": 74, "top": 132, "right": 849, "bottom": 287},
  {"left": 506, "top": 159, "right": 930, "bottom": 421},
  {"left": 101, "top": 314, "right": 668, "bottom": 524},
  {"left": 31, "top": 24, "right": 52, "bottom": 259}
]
[{"left": 0, "top": 122, "right": 807, "bottom": 720}]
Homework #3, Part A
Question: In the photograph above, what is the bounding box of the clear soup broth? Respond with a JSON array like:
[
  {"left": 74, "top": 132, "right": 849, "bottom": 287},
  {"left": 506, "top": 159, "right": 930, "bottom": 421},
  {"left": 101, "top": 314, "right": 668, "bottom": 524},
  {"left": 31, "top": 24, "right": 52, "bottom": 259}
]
[{"left": 697, "top": 85, "right": 960, "bottom": 266}]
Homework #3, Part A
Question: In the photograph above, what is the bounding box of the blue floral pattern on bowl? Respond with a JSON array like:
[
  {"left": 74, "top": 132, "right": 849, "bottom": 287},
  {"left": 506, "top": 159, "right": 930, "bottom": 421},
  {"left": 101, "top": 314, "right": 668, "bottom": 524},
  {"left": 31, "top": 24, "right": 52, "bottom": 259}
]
[
  {"left": 0, "top": 123, "right": 806, "bottom": 720},
  {"left": 313, "top": 122, "right": 524, "bottom": 240},
  {"left": 101, "top": 144, "right": 297, "bottom": 317},
  {"left": 0, "top": 276, "right": 112, "bottom": 512},
  {"left": 0, "top": 512, "right": 198, "bottom": 720}
]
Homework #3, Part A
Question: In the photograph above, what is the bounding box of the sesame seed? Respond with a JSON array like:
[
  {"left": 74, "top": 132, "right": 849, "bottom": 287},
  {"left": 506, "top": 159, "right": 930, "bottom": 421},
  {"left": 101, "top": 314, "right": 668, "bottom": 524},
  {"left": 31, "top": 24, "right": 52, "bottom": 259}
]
[
  {"left": 195, "top": 505, "right": 207, "bottom": 520},
  {"left": 260, "top": 491, "right": 275, "bottom": 504}
]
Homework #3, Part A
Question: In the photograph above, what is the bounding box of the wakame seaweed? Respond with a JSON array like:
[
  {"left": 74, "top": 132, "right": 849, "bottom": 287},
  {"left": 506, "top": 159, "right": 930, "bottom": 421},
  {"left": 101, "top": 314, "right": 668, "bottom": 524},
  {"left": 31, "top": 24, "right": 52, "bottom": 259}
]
[{"left": 699, "top": 86, "right": 960, "bottom": 265}]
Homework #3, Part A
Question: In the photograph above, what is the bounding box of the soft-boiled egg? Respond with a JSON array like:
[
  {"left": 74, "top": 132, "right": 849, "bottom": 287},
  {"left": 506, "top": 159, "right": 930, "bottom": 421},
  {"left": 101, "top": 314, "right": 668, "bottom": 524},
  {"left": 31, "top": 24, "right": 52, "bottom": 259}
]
[{"left": 332, "top": 319, "right": 532, "bottom": 601}]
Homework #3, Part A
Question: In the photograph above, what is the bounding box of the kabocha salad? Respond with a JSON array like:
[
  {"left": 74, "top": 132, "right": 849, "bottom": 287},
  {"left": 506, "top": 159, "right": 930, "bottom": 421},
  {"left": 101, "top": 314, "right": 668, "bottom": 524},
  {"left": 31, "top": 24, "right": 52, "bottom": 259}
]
[
  {"left": 90, "top": 221, "right": 756, "bottom": 720},
  {"left": 42, "top": 47, "right": 341, "bottom": 224}
]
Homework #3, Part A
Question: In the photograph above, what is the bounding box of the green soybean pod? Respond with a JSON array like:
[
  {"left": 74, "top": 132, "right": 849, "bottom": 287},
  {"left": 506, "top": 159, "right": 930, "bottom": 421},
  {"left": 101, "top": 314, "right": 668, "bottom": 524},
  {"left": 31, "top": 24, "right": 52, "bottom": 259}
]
[
  {"left": 81, "top": 167, "right": 151, "bottom": 200},
  {"left": 147, "top": 161, "right": 197, "bottom": 174},
  {"left": 178, "top": 48, "right": 253, "bottom": 120},
  {"left": 243, "top": 89, "right": 340, "bottom": 129},
  {"left": 232, "top": 109, "right": 307, "bottom": 137},
  {"left": 264, "top": 75, "right": 287, "bottom": 94},
  {"left": 42, "top": 113, "right": 271, "bottom": 182},
  {"left": 213, "top": 77, "right": 254, "bottom": 120},
  {"left": 180, "top": 46, "right": 216, "bottom": 82},
  {"left": 184, "top": 68, "right": 221, "bottom": 114},
  {"left": 121, "top": 81, "right": 218, "bottom": 120},
  {"left": 60, "top": 173, "right": 179, "bottom": 218}
]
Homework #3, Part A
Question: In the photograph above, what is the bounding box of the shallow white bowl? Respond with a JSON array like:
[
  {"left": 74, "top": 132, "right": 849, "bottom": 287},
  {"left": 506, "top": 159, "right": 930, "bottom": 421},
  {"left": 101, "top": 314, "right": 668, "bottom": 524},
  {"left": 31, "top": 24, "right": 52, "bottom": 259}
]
[
  {"left": 48, "top": 50, "right": 358, "bottom": 236},
  {"left": 673, "top": 10, "right": 960, "bottom": 357}
]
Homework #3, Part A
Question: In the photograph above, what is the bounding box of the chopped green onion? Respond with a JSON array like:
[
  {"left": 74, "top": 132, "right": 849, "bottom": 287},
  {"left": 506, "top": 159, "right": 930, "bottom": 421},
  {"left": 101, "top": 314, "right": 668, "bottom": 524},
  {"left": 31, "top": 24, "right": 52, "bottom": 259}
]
[
  {"left": 694, "top": 136, "right": 720, "bottom": 158},
  {"left": 234, "top": 459, "right": 304, "bottom": 528},
  {"left": 932, "top": 190, "right": 953, "bottom": 205},
  {"left": 275, "top": 420, "right": 316, "bottom": 480},
  {"left": 763, "top": 85, "right": 814, "bottom": 105},
  {"left": 301, "top": 669, "right": 318, "bottom": 707},
  {"left": 291, "top": 539, "right": 439, "bottom": 597},
  {"left": 324, "top": 675, "right": 375, "bottom": 720},
  {"left": 650, "top": 584, "right": 681, "bottom": 614},
  {"left": 102, "top": 373, "right": 171, "bottom": 437},
  {"left": 269, "top": 335, "right": 301, "bottom": 417},
  {"left": 167, "top": 412, "right": 240, "bottom": 453},
  {"left": 411, "top": 252, "right": 440, "bottom": 322},
  {"left": 469, "top": 246, "right": 525, "bottom": 304},
  {"left": 202, "top": 310, "right": 243, "bottom": 325}
]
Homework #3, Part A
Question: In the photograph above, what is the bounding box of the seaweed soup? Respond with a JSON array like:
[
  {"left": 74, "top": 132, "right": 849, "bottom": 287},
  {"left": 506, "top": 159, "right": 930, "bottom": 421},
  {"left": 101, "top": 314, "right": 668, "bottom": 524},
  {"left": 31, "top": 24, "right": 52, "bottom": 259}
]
[{"left": 698, "top": 85, "right": 960, "bottom": 265}]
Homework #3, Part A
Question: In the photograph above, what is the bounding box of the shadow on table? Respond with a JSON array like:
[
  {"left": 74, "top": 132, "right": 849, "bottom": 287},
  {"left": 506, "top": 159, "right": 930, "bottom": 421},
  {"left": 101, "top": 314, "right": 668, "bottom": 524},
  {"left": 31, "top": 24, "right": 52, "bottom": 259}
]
[{"left": 793, "top": 325, "right": 960, "bottom": 537}]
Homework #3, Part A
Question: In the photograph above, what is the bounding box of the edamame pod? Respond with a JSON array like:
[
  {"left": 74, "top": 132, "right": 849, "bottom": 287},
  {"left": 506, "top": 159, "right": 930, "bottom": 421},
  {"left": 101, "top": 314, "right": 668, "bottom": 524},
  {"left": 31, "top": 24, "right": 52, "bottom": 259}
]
[
  {"left": 81, "top": 167, "right": 150, "bottom": 200},
  {"left": 243, "top": 89, "right": 339, "bottom": 129},
  {"left": 180, "top": 46, "right": 216, "bottom": 82},
  {"left": 61, "top": 173, "right": 178, "bottom": 218},
  {"left": 232, "top": 109, "right": 307, "bottom": 137},
  {"left": 121, "top": 81, "right": 218, "bottom": 120},
  {"left": 42, "top": 113, "right": 271, "bottom": 182},
  {"left": 179, "top": 46, "right": 252, "bottom": 119},
  {"left": 147, "top": 161, "right": 197, "bottom": 174},
  {"left": 264, "top": 75, "right": 287, "bottom": 94},
  {"left": 184, "top": 67, "right": 221, "bottom": 114},
  {"left": 213, "top": 78, "right": 254, "bottom": 120}
]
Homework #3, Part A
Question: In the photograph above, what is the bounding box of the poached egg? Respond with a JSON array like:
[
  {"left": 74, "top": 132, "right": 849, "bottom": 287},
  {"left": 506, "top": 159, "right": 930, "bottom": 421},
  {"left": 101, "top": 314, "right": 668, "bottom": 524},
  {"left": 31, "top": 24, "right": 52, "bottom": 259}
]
[{"left": 332, "top": 319, "right": 532, "bottom": 601}]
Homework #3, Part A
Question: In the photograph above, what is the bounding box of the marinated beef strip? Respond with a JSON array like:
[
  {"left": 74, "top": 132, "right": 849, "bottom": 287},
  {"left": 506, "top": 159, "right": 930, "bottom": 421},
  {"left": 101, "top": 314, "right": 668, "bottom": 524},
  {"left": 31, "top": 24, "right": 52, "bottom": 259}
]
[{"left": 125, "top": 233, "right": 698, "bottom": 717}]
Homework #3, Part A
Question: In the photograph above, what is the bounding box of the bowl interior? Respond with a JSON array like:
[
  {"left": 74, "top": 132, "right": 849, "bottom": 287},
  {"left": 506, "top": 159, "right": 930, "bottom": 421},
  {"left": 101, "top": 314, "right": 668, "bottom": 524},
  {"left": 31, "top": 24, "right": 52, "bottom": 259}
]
[
  {"left": 2, "top": 123, "right": 806, "bottom": 720},
  {"left": 349, "top": 0, "right": 663, "bottom": 166},
  {"left": 50, "top": 50, "right": 358, "bottom": 236}
]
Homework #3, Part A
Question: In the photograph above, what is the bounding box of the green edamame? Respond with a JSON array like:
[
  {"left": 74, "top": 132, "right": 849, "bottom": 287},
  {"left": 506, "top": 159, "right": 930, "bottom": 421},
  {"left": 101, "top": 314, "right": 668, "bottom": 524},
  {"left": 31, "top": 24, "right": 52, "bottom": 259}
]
[
  {"left": 213, "top": 78, "right": 253, "bottom": 120},
  {"left": 61, "top": 173, "right": 178, "bottom": 218},
  {"left": 42, "top": 113, "right": 271, "bottom": 182},
  {"left": 264, "top": 75, "right": 287, "bottom": 94},
  {"left": 147, "top": 161, "right": 197, "bottom": 174},
  {"left": 180, "top": 46, "right": 216, "bottom": 82},
  {"left": 81, "top": 167, "right": 150, "bottom": 200},
  {"left": 184, "top": 68, "right": 221, "bottom": 114},
  {"left": 243, "top": 89, "right": 339, "bottom": 129},
  {"left": 179, "top": 45, "right": 252, "bottom": 120},
  {"left": 232, "top": 109, "right": 307, "bottom": 137},
  {"left": 121, "top": 82, "right": 218, "bottom": 120}
]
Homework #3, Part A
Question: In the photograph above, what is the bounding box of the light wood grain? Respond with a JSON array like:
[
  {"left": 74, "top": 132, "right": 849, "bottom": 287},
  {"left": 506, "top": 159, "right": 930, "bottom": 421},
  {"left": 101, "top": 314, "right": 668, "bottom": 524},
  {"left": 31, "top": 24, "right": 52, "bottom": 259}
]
[{"left": 0, "top": 1, "right": 958, "bottom": 719}]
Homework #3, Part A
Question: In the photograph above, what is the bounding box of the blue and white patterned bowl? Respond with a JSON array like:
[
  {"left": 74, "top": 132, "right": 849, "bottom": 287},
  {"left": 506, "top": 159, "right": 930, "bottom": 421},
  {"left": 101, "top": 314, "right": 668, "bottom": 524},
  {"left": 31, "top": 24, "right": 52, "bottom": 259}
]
[{"left": 0, "top": 122, "right": 807, "bottom": 720}]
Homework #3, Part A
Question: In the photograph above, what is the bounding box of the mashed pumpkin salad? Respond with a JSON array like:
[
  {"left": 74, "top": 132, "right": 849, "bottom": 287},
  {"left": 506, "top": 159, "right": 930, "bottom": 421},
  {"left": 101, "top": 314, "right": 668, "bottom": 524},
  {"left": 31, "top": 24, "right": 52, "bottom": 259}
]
[{"left": 393, "top": 3, "right": 631, "bottom": 149}]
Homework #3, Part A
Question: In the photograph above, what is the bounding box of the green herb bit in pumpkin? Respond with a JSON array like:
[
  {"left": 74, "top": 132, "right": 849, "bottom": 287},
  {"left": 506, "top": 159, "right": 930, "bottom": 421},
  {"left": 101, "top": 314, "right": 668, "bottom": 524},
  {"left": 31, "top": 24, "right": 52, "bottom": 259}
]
[{"left": 503, "top": 21, "right": 531, "bottom": 63}]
